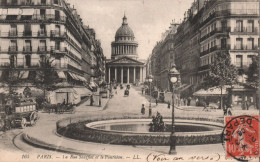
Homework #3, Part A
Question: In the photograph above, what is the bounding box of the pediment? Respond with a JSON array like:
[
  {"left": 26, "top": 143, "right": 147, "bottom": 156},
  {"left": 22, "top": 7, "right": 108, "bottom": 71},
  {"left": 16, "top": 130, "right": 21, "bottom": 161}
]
[{"left": 107, "top": 57, "right": 144, "bottom": 65}]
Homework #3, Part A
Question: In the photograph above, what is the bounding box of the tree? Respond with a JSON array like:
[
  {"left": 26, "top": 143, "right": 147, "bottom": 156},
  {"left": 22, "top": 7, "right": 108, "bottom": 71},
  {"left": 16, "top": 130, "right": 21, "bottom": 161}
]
[
  {"left": 1, "top": 69, "right": 26, "bottom": 96},
  {"left": 201, "top": 51, "right": 237, "bottom": 109},
  {"left": 246, "top": 55, "right": 259, "bottom": 88},
  {"left": 34, "top": 56, "right": 60, "bottom": 100}
]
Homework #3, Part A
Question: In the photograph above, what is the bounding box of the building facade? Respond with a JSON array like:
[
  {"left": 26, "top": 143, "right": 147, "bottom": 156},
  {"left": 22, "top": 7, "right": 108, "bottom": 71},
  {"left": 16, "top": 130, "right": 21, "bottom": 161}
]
[
  {"left": 106, "top": 15, "right": 145, "bottom": 84},
  {"left": 0, "top": 0, "right": 105, "bottom": 104},
  {"left": 149, "top": 0, "right": 259, "bottom": 108},
  {"left": 146, "top": 22, "right": 179, "bottom": 91}
]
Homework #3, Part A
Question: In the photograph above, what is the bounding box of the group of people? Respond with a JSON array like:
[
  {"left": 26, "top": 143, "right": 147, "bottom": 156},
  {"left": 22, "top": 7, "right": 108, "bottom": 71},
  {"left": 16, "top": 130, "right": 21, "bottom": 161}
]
[{"left": 180, "top": 97, "right": 192, "bottom": 106}]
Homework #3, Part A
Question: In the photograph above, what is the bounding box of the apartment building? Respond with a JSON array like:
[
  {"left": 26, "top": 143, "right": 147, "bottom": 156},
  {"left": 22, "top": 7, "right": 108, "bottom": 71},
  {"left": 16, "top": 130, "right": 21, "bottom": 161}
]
[
  {"left": 149, "top": 0, "right": 259, "bottom": 108},
  {"left": 0, "top": 0, "right": 105, "bottom": 104}
]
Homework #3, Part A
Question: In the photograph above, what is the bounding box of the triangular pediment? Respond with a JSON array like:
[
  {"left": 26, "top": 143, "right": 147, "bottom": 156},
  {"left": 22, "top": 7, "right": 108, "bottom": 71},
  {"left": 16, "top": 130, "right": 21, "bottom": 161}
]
[{"left": 107, "top": 56, "right": 144, "bottom": 65}]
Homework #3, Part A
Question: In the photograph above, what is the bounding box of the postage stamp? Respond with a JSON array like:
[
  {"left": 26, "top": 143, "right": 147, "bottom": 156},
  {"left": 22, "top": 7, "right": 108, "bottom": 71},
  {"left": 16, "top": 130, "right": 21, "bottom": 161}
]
[{"left": 222, "top": 115, "right": 259, "bottom": 160}]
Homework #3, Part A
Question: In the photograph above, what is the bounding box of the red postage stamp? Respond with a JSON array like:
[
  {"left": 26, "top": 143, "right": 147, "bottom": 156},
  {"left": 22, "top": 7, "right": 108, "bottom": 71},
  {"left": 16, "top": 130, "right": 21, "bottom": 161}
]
[{"left": 223, "top": 115, "right": 259, "bottom": 160}]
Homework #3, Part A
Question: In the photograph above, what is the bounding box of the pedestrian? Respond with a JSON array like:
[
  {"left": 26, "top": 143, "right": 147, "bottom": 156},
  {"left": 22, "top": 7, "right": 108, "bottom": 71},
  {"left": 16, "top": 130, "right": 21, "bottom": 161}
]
[
  {"left": 187, "top": 97, "right": 191, "bottom": 106},
  {"left": 195, "top": 98, "right": 199, "bottom": 106},
  {"left": 90, "top": 95, "right": 93, "bottom": 106},
  {"left": 62, "top": 99, "right": 66, "bottom": 105},
  {"left": 99, "top": 96, "right": 101, "bottom": 107},
  {"left": 155, "top": 98, "right": 158, "bottom": 106},
  {"left": 202, "top": 100, "right": 208, "bottom": 111},
  {"left": 245, "top": 99, "right": 249, "bottom": 110},
  {"left": 183, "top": 98, "right": 186, "bottom": 106},
  {"left": 141, "top": 104, "right": 145, "bottom": 115},
  {"left": 167, "top": 101, "right": 170, "bottom": 109},
  {"left": 142, "top": 88, "right": 144, "bottom": 94}
]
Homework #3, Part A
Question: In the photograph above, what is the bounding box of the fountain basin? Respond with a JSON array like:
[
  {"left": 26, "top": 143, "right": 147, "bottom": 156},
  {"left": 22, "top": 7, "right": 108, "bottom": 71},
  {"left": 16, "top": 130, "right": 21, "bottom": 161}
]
[{"left": 58, "top": 119, "right": 223, "bottom": 146}]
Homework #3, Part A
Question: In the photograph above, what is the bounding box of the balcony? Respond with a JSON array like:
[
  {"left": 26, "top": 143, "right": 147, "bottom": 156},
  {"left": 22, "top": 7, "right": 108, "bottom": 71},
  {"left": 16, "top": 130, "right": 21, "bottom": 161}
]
[
  {"left": 50, "top": 46, "right": 67, "bottom": 55},
  {"left": 23, "top": 31, "right": 32, "bottom": 36},
  {"left": 235, "top": 62, "right": 253, "bottom": 69},
  {"left": 232, "top": 45, "right": 258, "bottom": 51},
  {"left": 200, "top": 27, "right": 230, "bottom": 42},
  {"left": 38, "top": 31, "right": 47, "bottom": 37},
  {"left": 38, "top": 46, "right": 47, "bottom": 53},
  {"left": 0, "top": 63, "right": 10, "bottom": 68},
  {"left": 8, "top": 46, "right": 18, "bottom": 53},
  {"left": 231, "top": 27, "right": 258, "bottom": 35},
  {"left": 33, "top": 14, "right": 66, "bottom": 22},
  {"left": 23, "top": 46, "right": 32, "bottom": 53},
  {"left": 9, "top": 31, "right": 18, "bottom": 37},
  {"left": 50, "top": 30, "right": 66, "bottom": 39},
  {"left": 200, "top": 45, "right": 231, "bottom": 56}
]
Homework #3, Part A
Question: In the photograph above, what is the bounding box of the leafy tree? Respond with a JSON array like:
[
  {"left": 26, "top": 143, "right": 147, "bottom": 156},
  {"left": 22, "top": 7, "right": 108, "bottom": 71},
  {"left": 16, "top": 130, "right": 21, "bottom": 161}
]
[
  {"left": 201, "top": 51, "right": 237, "bottom": 109},
  {"left": 1, "top": 69, "right": 26, "bottom": 96},
  {"left": 246, "top": 55, "right": 259, "bottom": 88},
  {"left": 34, "top": 56, "right": 60, "bottom": 99}
]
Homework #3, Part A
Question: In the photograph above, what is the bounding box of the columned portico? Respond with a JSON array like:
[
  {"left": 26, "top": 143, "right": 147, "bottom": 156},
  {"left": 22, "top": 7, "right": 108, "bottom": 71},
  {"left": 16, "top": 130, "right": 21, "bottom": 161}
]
[{"left": 106, "top": 15, "right": 145, "bottom": 84}]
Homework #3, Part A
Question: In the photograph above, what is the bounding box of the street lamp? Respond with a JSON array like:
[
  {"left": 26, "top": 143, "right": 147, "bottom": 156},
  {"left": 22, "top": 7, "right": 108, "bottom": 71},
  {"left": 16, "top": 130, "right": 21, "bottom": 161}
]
[
  {"left": 147, "top": 75, "right": 153, "bottom": 117},
  {"left": 168, "top": 64, "right": 180, "bottom": 155}
]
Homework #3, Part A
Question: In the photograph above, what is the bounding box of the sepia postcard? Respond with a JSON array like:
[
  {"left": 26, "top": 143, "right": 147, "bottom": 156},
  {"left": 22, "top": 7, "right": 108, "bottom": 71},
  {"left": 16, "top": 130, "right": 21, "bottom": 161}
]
[{"left": 0, "top": 0, "right": 259, "bottom": 161}]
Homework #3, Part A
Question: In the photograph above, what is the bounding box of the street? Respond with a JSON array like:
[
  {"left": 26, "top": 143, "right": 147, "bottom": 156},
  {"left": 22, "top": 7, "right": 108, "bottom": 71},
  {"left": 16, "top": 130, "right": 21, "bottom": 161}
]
[{"left": 0, "top": 85, "right": 258, "bottom": 162}]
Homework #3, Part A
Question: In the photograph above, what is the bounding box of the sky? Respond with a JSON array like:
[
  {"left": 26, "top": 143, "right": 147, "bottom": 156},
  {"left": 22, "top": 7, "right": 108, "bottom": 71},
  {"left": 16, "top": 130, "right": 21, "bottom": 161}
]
[{"left": 68, "top": 0, "right": 194, "bottom": 60}]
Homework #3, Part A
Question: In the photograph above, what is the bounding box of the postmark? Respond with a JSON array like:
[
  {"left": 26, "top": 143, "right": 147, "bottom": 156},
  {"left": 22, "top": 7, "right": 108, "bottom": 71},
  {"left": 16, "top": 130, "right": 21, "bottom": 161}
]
[{"left": 222, "top": 115, "right": 259, "bottom": 161}]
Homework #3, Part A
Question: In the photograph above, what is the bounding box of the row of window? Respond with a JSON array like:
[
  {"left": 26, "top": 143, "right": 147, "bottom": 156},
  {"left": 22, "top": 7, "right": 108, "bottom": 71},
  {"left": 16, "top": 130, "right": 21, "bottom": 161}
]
[
  {"left": 1, "top": 24, "right": 61, "bottom": 36},
  {"left": 1, "top": 0, "right": 60, "bottom": 6},
  {"left": 201, "top": 37, "right": 259, "bottom": 53}
]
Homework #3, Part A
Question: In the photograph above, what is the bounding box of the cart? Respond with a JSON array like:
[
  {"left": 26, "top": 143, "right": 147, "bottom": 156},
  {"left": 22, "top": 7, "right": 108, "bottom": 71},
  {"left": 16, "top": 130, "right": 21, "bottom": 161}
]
[{"left": 0, "top": 97, "right": 38, "bottom": 130}]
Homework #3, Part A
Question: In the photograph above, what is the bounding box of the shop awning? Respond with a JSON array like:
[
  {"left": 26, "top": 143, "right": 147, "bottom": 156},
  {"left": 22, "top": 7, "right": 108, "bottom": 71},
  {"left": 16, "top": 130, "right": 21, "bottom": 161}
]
[
  {"left": 57, "top": 71, "right": 66, "bottom": 79},
  {"left": 21, "top": 9, "right": 34, "bottom": 15},
  {"left": 89, "top": 81, "right": 98, "bottom": 88},
  {"left": 20, "top": 71, "right": 29, "bottom": 79},
  {"left": 7, "top": 8, "right": 20, "bottom": 15},
  {"left": 193, "top": 87, "right": 228, "bottom": 96},
  {"left": 73, "top": 87, "right": 92, "bottom": 97},
  {"left": 78, "top": 76, "right": 87, "bottom": 82},
  {"left": 68, "top": 72, "right": 78, "bottom": 80}
]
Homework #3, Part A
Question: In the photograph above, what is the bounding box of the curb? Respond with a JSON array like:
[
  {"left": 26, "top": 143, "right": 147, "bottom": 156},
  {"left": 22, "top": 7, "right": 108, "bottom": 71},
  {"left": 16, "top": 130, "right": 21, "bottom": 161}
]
[{"left": 22, "top": 133, "right": 98, "bottom": 155}]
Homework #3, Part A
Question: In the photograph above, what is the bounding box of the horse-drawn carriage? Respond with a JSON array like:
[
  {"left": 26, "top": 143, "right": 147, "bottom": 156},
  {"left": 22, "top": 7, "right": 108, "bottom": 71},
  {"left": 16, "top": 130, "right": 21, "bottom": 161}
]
[
  {"left": 42, "top": 102, "right": 75, "bottom": 114},
  {"left": 0, "top": 96, "right": 38, "bottom": 130}
]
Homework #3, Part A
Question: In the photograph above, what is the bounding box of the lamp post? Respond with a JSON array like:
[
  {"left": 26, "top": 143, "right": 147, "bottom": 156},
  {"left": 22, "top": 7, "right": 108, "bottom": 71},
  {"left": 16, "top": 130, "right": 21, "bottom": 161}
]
[
  {"left": 147, "top": 75, "right": 153, "bottom": 117},
  {"left": 168, "top": 64, "right": 180, "bottom": 155}
]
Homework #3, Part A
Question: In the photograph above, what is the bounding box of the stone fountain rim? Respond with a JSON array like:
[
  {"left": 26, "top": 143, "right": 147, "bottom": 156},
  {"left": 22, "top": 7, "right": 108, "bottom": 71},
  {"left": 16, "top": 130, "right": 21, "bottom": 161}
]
[{"left": 85, "top": 118, "right": 223, "bottom": 136}]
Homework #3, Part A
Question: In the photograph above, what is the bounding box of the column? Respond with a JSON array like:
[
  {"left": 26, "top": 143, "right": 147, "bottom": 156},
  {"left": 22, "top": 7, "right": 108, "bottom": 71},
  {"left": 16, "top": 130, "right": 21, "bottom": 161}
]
[
  {"left": 127, "top": 67, "right": 129, "bottom": 84},
  {"left": 121, "top": 67, "right": 123, "bottom": 84},
  {"left": 108, "top": 67, "right": 111, "bottom": 83},
  {"left": 127, "top": 46, "right": 129, "bottom": 54},
  {"left": 115, "top": 67, "right": 117, "bottom": 83},
  {"left": 133, "top": 67, "right": 136, "bottom": 84}
]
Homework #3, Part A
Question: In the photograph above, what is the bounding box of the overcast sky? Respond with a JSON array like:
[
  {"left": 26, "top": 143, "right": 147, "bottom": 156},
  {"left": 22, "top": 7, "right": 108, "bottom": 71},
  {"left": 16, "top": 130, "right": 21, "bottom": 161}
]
[{"left": 69, "top": 0, "right": 194, "bottom": 59}]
